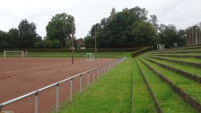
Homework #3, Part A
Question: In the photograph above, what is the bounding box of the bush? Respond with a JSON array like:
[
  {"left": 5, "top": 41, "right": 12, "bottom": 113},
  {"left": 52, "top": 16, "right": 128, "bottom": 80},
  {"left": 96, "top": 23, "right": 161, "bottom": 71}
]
[{"left": 132, "top": 46, "right": 154, "bottom": 58}]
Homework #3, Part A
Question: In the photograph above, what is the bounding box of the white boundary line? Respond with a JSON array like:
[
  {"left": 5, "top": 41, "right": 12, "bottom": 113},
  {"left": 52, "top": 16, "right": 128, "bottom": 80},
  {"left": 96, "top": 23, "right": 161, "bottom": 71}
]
[{"left": 0, "top": 60, "right": 87, "bottom": 75}]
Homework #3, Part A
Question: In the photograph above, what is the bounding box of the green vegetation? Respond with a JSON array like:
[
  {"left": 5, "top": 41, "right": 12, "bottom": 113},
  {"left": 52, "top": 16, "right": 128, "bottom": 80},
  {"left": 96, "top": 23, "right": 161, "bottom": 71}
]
[
  {"left": 136, "top": 58, "right": 198, "bottom": 113},
  {"left": 145, "top": 57, "right": 201, "bottom": 76},
  {"left": 149, "top": 56, "right": 201, "bottom": 64},
  {"left": 133, "top": 59, "right": 156, "bottom": 113},
  {"left": 1, "top": 6, "right": 186, "bottom": 50},
  {"left": 0, "top": 52, "right": 132, "bottom": 58},
  {"left": 57, "top": 60, "right": 132, "bottom": 113},
  {"left": 140, "top": 58, "right": 201, "bottom": 103}
]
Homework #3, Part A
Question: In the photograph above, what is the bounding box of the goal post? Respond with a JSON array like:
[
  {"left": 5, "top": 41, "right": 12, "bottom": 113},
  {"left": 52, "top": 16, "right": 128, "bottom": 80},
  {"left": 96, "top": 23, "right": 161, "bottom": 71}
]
[
  {"left": 3, "top": 51, "right": 26, "bottom": 58},
  {"left": 86, "top": 53, "right": 95, "bottom": 61}
]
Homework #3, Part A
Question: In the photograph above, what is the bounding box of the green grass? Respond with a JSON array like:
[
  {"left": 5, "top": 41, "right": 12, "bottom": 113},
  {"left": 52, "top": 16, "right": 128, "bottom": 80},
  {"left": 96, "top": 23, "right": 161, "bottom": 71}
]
[
  {"left": 145, "top": 57, "right": 201, "bottom": 77},
  {"left": 152, "top": 53, "right": 201, "bottom": 57},
  {"left": 57, "top": 60, "right": 132, "bottom": 113},
  {"left": 0, "top": 52, "right": 131, "bottom": 58},
  {"left": 150, "top": 56, "right": 201, "bottom": 64},
  {"left": 140, "top": 58, "right": 201, "bottom": 103},
  {"left": 133, "top": 59, "right": 155, "bottom": 113},
  {"left": 136, "top": 58, "right": 198, "bottom": 113}
]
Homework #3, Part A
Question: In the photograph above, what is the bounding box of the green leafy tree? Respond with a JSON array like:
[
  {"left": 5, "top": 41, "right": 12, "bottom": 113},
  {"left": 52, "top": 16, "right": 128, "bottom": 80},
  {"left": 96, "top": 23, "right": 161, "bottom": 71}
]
[
  {"left": 0, "top": 30, "right": 8, "bottom": 48},
  {"left": 34, "top": 39, "right": 61, "bottom": 48},
  {"left": 132, "top": 21, "right": 159, "bottom": 47},
  {"left": 90, "top": 6, "right": 149, "bottom": 48},
  {"left": 7, "top": 28, "right": 20, "bottom": 48},
  {"left": 84, "top": 35, "right": 94, "bottom": 48},
  {"left": 46, "top": 13, "right": 75, "bottom": 47},
  {"left": 158, "top": 24, "right": 186, "bottom": 48},
  {"left": 18, "top": 19, "right": 41, "bottom": 48},
  {"left": 177, "top": 30, "right": 186, "bottom": 46}
]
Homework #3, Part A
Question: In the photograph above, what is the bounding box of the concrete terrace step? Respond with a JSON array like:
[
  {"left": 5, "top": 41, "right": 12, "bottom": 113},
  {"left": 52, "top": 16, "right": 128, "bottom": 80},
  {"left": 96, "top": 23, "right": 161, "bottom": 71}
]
[
  {"left": 139, "top": 58, "right": 201, "bottom": 112},
  {"left": 150, "top": 54, "right": 201, "bottom": 59},
  {"left": 132, "top": 59, "right": 156, "bottom": 113},
  {"left": 136, "top": 58, "right": 199, "bottom": 113},
  {"left": 143, "top": 57, "right": 201, "bottom": 84},
  {"left": 148, "top": 56, "right": 201, "bottom": 69}
]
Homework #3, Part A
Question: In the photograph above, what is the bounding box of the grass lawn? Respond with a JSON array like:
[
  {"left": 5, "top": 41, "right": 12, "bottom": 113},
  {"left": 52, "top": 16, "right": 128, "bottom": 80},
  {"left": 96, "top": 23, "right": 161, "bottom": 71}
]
[
  {"left": 133, "top": 59, "right": 156, "bottom": 113},
  {"left": 56, "top": 59, "right": 132, "bottom": 113}
]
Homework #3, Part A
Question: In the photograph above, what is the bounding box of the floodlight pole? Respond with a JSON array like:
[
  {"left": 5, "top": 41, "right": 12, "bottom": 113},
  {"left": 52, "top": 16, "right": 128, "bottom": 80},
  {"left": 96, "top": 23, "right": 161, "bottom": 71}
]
[
  {"left": 94, "top": 27, "right": 97, "bottom": 60},
  {"left": 72, "top": 28, "right": 74, "bottom": 65}
]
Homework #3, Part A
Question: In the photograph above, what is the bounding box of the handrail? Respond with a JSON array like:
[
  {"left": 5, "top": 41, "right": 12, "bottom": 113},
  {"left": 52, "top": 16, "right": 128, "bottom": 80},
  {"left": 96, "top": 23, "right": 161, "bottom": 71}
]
[{"left": 0, "top": 57, "right": 126, "bottom": 113}]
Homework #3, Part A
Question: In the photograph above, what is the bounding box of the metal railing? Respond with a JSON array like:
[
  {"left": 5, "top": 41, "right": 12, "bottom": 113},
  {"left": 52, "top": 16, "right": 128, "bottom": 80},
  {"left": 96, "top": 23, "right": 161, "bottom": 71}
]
[{"left": 0, "top": 57, "right": 126, "bottom": 113}]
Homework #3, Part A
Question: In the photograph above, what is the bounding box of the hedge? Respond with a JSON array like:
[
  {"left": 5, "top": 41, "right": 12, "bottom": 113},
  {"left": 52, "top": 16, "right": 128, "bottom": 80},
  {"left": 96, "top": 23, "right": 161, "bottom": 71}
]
[{"left": 132, "top": 46, "right": 154, "bottom": 58}]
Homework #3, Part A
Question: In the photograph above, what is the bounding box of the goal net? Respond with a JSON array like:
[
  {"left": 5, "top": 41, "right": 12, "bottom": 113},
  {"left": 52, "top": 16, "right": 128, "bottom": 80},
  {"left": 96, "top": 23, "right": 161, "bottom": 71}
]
[
  {"left": 4, "top": 51, "right": 26, "bottom": 58},
  {"left": 86, "top": 53, "right": 95, "bottom": 61}
]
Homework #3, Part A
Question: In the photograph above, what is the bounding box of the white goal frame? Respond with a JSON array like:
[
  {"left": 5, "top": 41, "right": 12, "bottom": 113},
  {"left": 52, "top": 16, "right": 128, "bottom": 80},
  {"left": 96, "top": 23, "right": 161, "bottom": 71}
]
[
  {"left": 4, "top": 51, "right": 26, "bottom": 58},
  {"left": 86, "top": 53, "right": 95, "bottom": 61}
]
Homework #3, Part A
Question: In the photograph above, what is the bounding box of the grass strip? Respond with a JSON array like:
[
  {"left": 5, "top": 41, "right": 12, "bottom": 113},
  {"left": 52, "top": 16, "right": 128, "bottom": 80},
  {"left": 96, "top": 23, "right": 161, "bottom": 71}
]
[
  {"left": 23, "top": 52, "right": 131, "bottom": 58},
  {"left": 136, "top": 58, "right": 198, "bottom": 113},
  {"left": 150, "top": 56, "right": 201, "bottom": 64},
  {"left": 133, "top": 59, "right": 156, "bottom": 113},
  {"left": 140, "top": 58, "right": 201, "bottom": 103},
  {"left": 152, "top": 54, "right": 201, "bottom": 58},
  {"left": 57, "top": 60, "right": 132, "bottom": 113},
  {"left": 145, "top": 57, "right": 201, "bottom": 77}
]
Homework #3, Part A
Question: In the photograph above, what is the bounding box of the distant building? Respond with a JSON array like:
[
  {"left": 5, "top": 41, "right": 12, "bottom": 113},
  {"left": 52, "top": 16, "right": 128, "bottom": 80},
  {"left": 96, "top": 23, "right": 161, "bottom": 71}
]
[
  {"left": 186, "top": 22, "right": 201, "bottom": 46},
  {"left": 77, "top": 38, "right": 84, "bottom": 47}
]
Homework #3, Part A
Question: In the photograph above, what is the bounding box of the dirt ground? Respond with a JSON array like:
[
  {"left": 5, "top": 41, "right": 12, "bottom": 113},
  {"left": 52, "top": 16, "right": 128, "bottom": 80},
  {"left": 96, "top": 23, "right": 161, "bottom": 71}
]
[{"left": 0, "top": 58, "right": 116, "bottom": 113}]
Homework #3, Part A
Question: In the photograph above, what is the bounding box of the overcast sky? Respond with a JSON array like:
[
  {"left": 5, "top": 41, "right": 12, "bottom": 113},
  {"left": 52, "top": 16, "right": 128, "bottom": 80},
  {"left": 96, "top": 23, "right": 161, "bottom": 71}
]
[{"left": 0, "top": 0, "right": 201, "bottom": 39}]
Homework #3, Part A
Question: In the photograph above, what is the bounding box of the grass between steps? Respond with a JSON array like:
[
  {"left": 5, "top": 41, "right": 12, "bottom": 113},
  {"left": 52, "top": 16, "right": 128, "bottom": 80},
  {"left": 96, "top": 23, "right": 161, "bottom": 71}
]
[
  {"left": 133, "top": 59, "right": 156, "bottom": 113},
  {"left": 140, "top": 58, "right": 201, "bottom": 103},
  {"left": 152, "top": 53, "right": 201, "bottom": 57},
  {"left": 150, "top": 56, "right": 201, "bottom": 64},
  {"left": 136, "top": 58, "right": 198, "bottom": 113},
  {"left": 146, "top": 57, "right": 201, "bottom": 77},
  {"left": 56, "top": 60, "right": 132, "bottom": 113}
]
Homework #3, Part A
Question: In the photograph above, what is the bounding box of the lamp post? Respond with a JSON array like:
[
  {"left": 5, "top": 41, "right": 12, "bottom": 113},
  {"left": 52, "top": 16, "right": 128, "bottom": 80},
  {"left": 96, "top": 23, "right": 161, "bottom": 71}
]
[
  {"left": 94, "top": 27, "right": 97, "bottom": 60},
  {"left": 72, "top": 26, "right": 74, "bottom": 65}
]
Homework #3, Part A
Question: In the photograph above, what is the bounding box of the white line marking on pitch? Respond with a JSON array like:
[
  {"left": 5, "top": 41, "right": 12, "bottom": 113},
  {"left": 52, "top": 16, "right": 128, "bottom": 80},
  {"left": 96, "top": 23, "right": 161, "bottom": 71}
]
[{"left": 0, "top": 60, "right": 87, "bottom": 75}]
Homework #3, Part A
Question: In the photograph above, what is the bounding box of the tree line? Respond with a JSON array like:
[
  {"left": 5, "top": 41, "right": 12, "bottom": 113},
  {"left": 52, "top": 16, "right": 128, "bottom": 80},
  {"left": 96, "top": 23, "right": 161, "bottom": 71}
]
[
  {"left": 0, "top": 13, "right": 76, "bottom": 49},
  {"left": 85, "top": 7, "right": 186, "bottom": 48},
  {"left": 0, "top": 6, "right": 186, "bottom": 50}
]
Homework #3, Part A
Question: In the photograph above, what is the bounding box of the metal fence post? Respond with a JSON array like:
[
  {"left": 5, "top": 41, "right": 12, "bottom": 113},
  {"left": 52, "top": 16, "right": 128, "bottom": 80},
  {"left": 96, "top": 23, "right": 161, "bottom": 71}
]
[
  {"left": 87, "top": 71, "right": 90, "bottom": 87},
  {"left": 35, "top": 92, "right": 38, "bottom": 113},
  {"left": 56, "top": 83, "right": 59, "bottom": 113},
  {"left": 80, "top": 74, "right": 82, "bottom": 93},
  {"left": 4, "top": 51, "right": 6, "bottom": 58},
  {"left": 106, "top": 64, "right": 108, "bottom": 73},
  {"left": 93, "top": 69, "right": 95, "bottom": 83},
  {"left": 101, "top": 66, "right": 103, "bottom": 76},
  {"left": 104, "top": 65, "right": 106, "bottom": 75},
  {"left": 70, "top": 78, "right": 73, "bottom": 101},
  {"left": 98, "top": 67, "right": 100, "bottom": 80}
]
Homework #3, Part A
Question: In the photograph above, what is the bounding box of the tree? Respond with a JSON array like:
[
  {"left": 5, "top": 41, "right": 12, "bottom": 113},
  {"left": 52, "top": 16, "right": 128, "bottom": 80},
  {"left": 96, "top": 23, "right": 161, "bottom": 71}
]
[
  {"left": 84, "top": 35, "right": 94, "bottom": 48},
  {"left": 94, "top": 6, "right": 149, "bottom": 48},
  {"left": 0, "top": 30, "right": 8, "bottom": 49},
  {"left": 7, "top": 28, "right": 20, "bottom": 48},
  {"left": 46, "top": 13, "right": 75, "bottom": 47},
  {"left": 18, "top": 19, "right": 41, "bottom": 48},
  {"left": 34, "top": 39, "right": 61, "bottom": 48},
  {"left": 158, "top": 24, "right": 186, "bottom": 48},
  {"left": 150, "top": 14, "right": 158, "bottom": 32},
  {"left": 132, "top": 21, "right": 159, "bottom": 47},
  {"left": 177, "top": 30, "right": 186, "bottom": 46}
]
